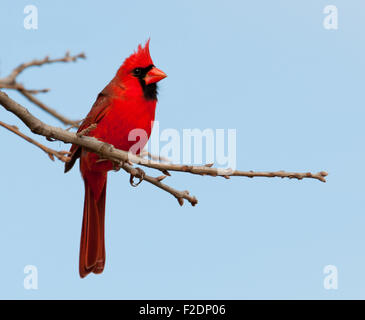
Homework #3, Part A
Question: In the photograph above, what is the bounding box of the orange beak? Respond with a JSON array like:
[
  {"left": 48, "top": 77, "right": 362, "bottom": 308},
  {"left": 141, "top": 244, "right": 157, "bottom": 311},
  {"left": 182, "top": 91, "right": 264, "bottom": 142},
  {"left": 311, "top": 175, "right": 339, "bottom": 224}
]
[{"left": 144, "top": 67, "right": 167, "bottom": 85}]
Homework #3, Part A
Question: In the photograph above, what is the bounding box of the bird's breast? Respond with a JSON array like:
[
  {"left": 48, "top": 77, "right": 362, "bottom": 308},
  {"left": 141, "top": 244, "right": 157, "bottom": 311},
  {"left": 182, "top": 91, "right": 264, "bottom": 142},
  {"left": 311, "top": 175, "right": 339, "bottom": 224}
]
[{"left": 92, "top": 97, "right": 157, "bottom": 154}]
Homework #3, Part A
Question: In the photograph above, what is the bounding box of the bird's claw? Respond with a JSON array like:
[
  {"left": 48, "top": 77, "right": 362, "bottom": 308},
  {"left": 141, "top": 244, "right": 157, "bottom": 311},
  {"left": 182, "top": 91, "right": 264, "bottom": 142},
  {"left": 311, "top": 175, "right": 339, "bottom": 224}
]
[{"left": 129, "top": 167, "right": 145, "bottom": 187}]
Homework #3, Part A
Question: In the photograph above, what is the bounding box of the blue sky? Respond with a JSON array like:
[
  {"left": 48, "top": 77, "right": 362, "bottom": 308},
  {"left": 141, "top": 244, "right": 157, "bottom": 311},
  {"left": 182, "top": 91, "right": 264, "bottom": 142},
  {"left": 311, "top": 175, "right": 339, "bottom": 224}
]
[{"left": 0, "top": 0, "right": 364, "bottom": 299}]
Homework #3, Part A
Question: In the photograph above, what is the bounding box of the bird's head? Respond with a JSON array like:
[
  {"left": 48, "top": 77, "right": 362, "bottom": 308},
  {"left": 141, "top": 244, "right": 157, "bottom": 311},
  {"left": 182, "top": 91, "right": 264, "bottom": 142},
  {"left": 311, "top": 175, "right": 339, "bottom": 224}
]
[{"left": 117, "top": 39, "right": 167, "bottom": 100}]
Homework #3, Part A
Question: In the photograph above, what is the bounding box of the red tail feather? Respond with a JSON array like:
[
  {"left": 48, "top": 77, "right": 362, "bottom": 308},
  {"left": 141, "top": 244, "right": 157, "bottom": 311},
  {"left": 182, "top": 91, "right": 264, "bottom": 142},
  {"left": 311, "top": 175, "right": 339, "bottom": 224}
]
[{"left": 79, "top": 177, "right": 107, "bottom": 278}]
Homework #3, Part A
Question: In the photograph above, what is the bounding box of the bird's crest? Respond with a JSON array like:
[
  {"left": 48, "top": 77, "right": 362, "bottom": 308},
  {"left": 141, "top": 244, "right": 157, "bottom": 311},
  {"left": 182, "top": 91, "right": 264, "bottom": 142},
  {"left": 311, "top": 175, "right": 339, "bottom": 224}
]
[{"left": 119, "top": 39, "right": 153, "bottom": 75}]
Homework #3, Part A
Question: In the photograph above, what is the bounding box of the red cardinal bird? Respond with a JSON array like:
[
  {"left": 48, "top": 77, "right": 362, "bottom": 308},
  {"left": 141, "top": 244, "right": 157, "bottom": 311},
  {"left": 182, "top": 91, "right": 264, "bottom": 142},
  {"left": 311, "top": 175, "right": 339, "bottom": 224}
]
[{"left": 65, "top": 40, "right": 166, "bottom": 278}]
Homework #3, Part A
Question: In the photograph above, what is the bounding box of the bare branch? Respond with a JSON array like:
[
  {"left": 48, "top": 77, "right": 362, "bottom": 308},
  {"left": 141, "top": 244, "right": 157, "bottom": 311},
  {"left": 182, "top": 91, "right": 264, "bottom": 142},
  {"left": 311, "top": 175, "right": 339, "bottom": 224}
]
[
  {"left": 123, "top": 157, "right": 328, "bottom": 183},
  {"left": 0, "top": 52, "right": 84, "bottom": 126},
  {"left": 0, "top": 90, "right": 328, "bottom": 206},
  {"left": 0, "top": 91, "right": 329, "bottom": 186}
]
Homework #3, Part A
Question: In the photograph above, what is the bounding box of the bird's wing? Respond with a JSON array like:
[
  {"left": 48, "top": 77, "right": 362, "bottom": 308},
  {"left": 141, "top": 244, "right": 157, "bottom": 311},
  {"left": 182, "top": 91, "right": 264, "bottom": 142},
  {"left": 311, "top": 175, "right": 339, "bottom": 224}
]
[
  {"left": 64, "top": 91, "right": 112, "bottom": 173},
  {"left": 77, "top": 92, "right": 111, "bottom": 133}
]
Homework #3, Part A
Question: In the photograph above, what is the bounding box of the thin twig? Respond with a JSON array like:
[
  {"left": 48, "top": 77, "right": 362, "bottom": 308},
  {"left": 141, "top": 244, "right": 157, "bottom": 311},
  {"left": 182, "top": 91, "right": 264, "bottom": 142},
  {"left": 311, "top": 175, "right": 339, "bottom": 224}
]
[
  {"left": 0, "top": 82, "right": 50, "bottom": 94},
  {"left": 19, "top": 90, "right": 80, "bottom": 126},
  {"left": 119, "top": 161, "right": 198, "bottom": 206},
  {"left": 0, "top": 52, "right": 86, "bottom": 84},
  {"left": 0, "top": 120, "right": 70, "bottom": 162}
]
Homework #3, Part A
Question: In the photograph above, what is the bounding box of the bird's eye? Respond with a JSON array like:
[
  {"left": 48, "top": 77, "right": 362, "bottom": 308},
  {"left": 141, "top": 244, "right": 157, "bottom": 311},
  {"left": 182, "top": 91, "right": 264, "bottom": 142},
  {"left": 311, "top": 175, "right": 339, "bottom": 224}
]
[{"left": 133, "top": 68, "right": 142, "bottom": 76}]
